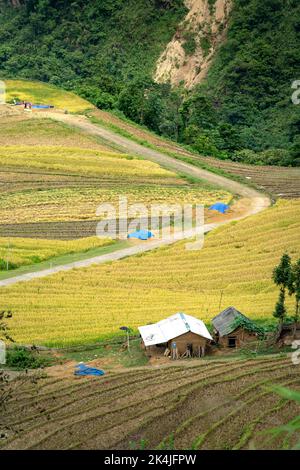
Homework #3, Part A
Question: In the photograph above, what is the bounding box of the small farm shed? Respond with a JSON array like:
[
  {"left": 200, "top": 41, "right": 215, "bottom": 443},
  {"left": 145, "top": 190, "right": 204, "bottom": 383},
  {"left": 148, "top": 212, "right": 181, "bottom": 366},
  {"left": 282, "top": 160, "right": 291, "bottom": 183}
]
[
  {"left": 212, "top": 306, "right": 261, "bottom": 349},
  {"left": 138, "top": 312, "right": 213, "bottom": 358}
]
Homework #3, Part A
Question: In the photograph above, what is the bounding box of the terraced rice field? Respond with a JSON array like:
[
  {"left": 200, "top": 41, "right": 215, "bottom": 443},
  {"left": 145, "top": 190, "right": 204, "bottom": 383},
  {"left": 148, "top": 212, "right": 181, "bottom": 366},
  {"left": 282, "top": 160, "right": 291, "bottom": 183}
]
[
  {"left": 0, "top": 116, "right": 110, "bottom": 151},
  {"left": 0, "top": 220, "right": 102, "bottom": 241},
  {"left": 0, "top": 145, "right": 231, "bottom": 230},
  {"left": 0, "top": 237, "right": 114, "bottom": 270},
  {"left": 1, "top": 199, "right": 299, "bottom": 346},
  {"left": 4, "top": 80, "right": 93, "bottom": 113},
  {"left": 190, "top": 156, "right": 300, "bottom": 200},
  {"left": 1, "top": 356, "right": 299, "bottom": 449}
]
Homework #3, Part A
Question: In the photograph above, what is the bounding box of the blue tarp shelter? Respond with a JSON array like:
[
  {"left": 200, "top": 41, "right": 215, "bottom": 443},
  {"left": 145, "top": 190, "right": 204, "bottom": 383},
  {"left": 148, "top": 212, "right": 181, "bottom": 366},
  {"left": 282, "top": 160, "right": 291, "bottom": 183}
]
[
  {"left": 127, "top": 229, "right": 154, "bottom": 240},
  {"left": 74, "top": 363, "right": 105, "bottom": 377},
  {"left": 209, "top": 202, "right": 229, "bottom": 214}
]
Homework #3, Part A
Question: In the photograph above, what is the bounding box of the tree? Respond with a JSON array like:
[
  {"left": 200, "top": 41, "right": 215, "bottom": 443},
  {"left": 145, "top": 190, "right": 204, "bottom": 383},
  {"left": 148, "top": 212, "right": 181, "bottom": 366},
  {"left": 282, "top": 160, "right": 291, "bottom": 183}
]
[
  {"left": 118, "top": 78, "right": 152, "bottom": 124},
  {"left": 288, "top": 258, "right": 300, "bottom": 336},
  {"left": 273, "top": 290, "right": 286, "bottom": 323},
  {"left": 272, "top": 253, "right": 292, "bottom": 327}
]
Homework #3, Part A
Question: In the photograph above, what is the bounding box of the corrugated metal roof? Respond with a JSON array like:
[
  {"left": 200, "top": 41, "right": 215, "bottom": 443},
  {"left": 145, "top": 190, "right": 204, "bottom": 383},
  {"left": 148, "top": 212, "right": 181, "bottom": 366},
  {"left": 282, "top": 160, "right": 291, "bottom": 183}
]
[
  {"left": 212, "top": 306, "right": 251, "bottom": 337},
  {"left": 138, "top": 312, "right": 213, "bottom": 347}
]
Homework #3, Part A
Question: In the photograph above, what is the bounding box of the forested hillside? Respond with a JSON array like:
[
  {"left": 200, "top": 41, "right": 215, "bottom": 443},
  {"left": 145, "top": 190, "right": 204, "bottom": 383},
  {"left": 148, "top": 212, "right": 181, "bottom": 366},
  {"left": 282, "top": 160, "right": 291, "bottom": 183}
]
[{"left": 0, "top": 0, "right": 299, "bottom": 166}]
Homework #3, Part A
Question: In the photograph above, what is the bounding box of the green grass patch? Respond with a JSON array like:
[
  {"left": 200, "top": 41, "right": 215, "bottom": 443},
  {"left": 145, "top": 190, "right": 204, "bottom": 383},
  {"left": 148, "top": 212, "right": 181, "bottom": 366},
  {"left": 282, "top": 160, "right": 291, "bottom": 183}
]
[
  {"left": 61, "top": 339, "right": 149, "bottom": 369},
  {"left": 5, "top": 346, "right": 54, "bottom": 370},
  {"left": 0, "top": 239, "right": 127, "bottom": 280}
]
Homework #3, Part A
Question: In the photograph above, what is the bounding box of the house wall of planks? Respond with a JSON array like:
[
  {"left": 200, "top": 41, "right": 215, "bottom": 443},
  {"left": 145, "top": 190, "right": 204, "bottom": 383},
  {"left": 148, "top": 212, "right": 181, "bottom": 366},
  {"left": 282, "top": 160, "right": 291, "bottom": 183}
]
[
  {"left": 217, "top": 326, "right": 258, "bottom": 348},
  {"left": 142, "top": 332, "right": 209, "bottom": 357}
]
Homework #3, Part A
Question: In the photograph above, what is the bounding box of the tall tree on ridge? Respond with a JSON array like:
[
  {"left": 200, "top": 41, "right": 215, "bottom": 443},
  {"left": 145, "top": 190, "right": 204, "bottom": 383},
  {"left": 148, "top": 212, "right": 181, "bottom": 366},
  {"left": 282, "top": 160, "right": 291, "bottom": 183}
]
[
  {"left": 288, "top": 258, "right": 300, "bottom": 337},
  {"left": 272, "top": 253, "right": 292, "bottom": 328}
]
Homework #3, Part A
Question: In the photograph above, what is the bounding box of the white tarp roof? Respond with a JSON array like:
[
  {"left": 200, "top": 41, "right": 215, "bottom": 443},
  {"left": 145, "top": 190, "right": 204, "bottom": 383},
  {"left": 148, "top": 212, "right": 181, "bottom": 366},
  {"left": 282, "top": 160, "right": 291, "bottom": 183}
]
[{"left": 138, "top": 312, "right": 213, "bottom": 347}]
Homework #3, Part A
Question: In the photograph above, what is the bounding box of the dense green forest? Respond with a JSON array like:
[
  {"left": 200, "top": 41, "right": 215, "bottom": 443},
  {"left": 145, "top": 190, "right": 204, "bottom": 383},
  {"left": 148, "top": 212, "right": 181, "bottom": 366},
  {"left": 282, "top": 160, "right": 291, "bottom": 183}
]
[{"left": 0, "top": 0, "right": 299, "bottom": 166}]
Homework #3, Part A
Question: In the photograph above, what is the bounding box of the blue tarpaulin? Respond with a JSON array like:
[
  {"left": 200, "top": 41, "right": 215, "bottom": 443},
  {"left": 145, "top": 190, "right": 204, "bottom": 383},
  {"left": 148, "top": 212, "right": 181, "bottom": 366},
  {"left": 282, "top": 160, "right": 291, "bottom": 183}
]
[
  {"left": 14, "top": 103, "right": 54, "bottom": 109},
  {"left": 74, "top": 363, "right": 105, "bottom": 377},
  {"left": 209, "top": 202, "right": 229, "bottom": 214},
  {"left": 31, "top": 105, "right": 54, "bottom": 109},
  {"left": 127, "top": 229, "right": 154, "bottom": 240}
]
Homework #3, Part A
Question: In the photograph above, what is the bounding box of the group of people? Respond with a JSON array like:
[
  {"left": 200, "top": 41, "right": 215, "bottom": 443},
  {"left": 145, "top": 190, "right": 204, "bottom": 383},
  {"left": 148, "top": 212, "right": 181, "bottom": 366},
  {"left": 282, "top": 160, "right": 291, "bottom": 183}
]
[{"left": 13, "top": 99, "right": 32, "bottom": 109}]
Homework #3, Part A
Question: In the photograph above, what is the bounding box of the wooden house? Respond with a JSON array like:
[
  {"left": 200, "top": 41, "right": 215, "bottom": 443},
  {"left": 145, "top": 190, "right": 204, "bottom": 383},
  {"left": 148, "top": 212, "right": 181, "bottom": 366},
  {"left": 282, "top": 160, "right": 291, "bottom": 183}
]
[
  {"left": 212, "top": 306, "right": 261, "bottom": 349},
  {"left": 139, "top": 312, "right": 213, "bottom": 358}
]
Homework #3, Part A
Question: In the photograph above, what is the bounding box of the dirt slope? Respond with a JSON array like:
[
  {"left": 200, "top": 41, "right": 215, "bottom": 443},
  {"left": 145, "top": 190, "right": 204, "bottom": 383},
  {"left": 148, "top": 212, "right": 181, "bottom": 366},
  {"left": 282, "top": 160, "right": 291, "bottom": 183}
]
[{"left": 154, "top": 0, "right": 232, "bottom": 88}]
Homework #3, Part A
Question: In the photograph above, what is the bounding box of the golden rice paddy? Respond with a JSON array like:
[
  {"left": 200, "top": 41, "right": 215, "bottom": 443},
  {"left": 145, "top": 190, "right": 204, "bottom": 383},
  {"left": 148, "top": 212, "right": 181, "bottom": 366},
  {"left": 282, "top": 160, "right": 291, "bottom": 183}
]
[
  {"left": 0, "top": 236, "right": 114, "bottom": 270},
  {"left": 2, "top": 199, "right": 299, "bottom": 346}
]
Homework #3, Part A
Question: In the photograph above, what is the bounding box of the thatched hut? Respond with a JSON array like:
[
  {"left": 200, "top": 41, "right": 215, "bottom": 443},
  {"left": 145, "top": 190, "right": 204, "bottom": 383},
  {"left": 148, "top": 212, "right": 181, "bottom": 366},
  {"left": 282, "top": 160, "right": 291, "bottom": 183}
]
[
  {"left": 138, "top": 312, "right": 213, "bottom": 358},
  {"left": 212, "top": 306, "right": 263, "bottom": 349}
]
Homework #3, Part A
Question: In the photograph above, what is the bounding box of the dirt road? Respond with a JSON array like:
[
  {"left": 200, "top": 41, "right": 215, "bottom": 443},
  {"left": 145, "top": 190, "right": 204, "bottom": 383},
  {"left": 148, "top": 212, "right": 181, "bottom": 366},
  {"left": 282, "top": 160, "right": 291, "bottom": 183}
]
[
  {"left": 38, "top": 112, "right": 265, "bottom": 198},
  {"left": 0, "top": 213, "right": 254, "bottom": 288},
  {"left": 0, "top": 112, "right": 270, "bottom": 287}
]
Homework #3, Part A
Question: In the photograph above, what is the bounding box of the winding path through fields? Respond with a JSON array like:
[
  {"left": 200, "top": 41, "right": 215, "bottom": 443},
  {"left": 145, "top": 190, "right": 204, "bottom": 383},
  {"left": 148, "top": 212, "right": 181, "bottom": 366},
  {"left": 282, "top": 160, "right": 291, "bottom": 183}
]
[
  {"left": 39, "top": 112, "right": 265, "bottom": 198},
  {"left": 0, "top": 113, "right": 270, "bottom": 287}
]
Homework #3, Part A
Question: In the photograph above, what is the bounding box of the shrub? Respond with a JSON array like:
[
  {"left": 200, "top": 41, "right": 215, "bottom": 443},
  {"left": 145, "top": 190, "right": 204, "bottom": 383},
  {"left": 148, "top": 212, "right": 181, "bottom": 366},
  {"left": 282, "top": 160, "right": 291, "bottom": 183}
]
[
  {"left": 6, "top": 347, "right": 52, "bottom": 370},
  {"left": 200, "top": 36, "right": 211, "bottom": 57},
  {"left": 232, "top": 148, "right": 293, "bottom": 166},
  {"left": 76, "top": 86, "right": 116, "bottom": 110},
  {"left": 192, "top": 134, "right": 219, "bottom": 156},
  {"left": 0, "top": 259, "right": 17, "bottom": 271},
  {"left": 182, "top": 31, "right": 197, "bottom": 56},
  {"left": 259, "top": 149, "right": 293, "bottom": 166},
  {"left": 232, "top": 149, "right": 260, "bottom": 164}
]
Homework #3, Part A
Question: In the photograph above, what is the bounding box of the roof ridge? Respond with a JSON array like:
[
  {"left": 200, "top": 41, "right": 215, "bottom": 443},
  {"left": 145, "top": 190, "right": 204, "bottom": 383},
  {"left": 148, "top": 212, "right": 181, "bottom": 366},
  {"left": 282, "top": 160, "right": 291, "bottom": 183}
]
[{"left": 179, "top": 312, "right": 191, "bottom": 332}]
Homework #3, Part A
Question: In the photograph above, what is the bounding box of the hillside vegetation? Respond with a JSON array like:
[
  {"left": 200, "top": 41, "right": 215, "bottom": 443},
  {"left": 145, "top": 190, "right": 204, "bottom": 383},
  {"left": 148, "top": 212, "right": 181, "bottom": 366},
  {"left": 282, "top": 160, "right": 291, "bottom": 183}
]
[
  {"left": 0, "top": 1, "right": 186, "bottom": 107},
  {"left": 195, "top": 0, "right": 300, "bottom": 165},
  {"left": 0, "top": 1, "right": 299, "bottom": 165},
  {"left": 1, "top": 199, "right": 299, "bottom": 346}
]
